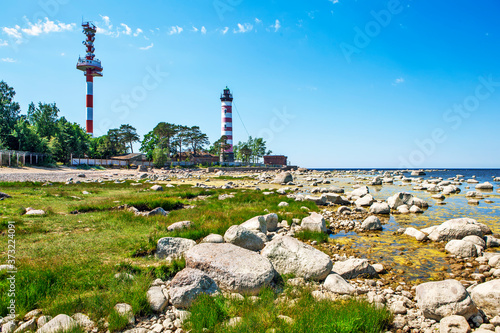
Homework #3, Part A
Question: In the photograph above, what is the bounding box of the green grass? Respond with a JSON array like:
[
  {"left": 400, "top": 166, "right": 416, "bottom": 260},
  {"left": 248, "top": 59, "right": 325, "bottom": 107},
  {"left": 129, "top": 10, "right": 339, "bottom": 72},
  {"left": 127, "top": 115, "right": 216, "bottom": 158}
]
[
  {"left": 186, "top": 286, "right": 393, "bottom": 333},
  {"left": 0, "top": 179, "right": 390, "bottom": 332},
  {"left": 295, "top": 229, "right": 329, "bottom": 243}
]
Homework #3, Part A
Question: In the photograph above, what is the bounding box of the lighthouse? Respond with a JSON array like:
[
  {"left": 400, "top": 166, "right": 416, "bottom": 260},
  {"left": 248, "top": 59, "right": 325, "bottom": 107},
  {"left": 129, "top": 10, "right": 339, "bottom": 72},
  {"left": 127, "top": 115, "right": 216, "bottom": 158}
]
[
  {"left": 220, "top": 87, "right": 234, "bottom": 162},
  {"left": 76, "top": 22, "right": 103, "bottom": 136}
]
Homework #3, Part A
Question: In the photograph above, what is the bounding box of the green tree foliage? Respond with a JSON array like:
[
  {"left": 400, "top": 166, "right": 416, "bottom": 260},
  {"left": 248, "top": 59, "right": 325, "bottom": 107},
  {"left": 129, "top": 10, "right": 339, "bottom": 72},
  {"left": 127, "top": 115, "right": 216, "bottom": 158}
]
[
  {"left": 0, "top": 81, "right": 21, "bottom": 148},
  {"left": 11, "top": 118, "right": 49, "bottom": 153},
  {"left": 234, "top": 137, "right": 271, "bottom": 163},
  {"left": 153, "top": 147, "right": 168, "bottom": 168},
  {"left": 49, "top": 117, "right": 90, "bottom": 163},
  {"left": 186, "top": 126, "right": 210, "bottom": 155},
  {"left": 118, "top": 124, "right": 140, "bottom": 153},
  {"left": 27, "top": 102, "right": 60, "bottom": 138},
  {"left": 153, "top": 122, "right": 178, "bottom": 151},
  {"left": 209, "top": 135, "right": 231, "bottom": 159},
  {"left": 139, "top": 131, "right": 159, "bottom": 160}
]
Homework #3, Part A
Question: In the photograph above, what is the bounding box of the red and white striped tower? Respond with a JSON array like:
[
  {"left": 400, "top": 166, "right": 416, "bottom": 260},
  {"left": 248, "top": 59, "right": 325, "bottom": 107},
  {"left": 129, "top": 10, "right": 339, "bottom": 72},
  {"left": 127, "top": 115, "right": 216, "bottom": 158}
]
[
  {"left": 220, "top": 87, "right": 234, "bottom": 162},
  {"left": 76, "top": 22, "right": 103, "bottom": 136}
]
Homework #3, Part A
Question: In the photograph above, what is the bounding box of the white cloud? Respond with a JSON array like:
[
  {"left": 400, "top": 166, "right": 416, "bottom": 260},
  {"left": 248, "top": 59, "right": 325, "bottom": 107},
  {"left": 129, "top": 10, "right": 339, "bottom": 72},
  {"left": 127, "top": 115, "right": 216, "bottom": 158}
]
[
  {"left": 393, "top": 77, "right": 405, "bottom": 85},
  {"left": 168, "top": 26, "right": 183, "bottom": 35},
  {"left": 192, "top": 26, "right": 199, "bottom": 32},
  {"left": 329, "top": 0, "right": 339, "bottom": 3},
  {"left": 255, "top": 18, "right": 262, "bottom": 24},
  {"left": 221, "top": 27, "right": 229, "bottom": 35},
  {"left": 2, "top": 26, "right": 22, "bottom": 42},
  {"left": 133, "top": 28, "right": 143, "bottom": 37},
  {"left": 2, "top": 19, "right": 74, "bottom": 44},
  {"left": 139, "top": 43, "right": 154, "bottom": 50},
  {"left": 1, "top": 58, "right": 16, "bottom": 63},
  {"left": 0, "top": 39, "right": 8, "bottom": 47},
  {"left": 271, "top": 19, "right": 281, "bottom": 32},
  {"left": 101, "top": 15, "right": 111, "bottom": 27},
  {"left": 120, "top": 23, "right": 132, "bottom": 35},
  {"left": 234, "top": 23, "right": 253, "bottom": 33},
  {"left": 201, "top": 26, "right": 207, "bottom": 34},
  {"left": 61, "top": 52, "right": 65, "bottom": 56}
]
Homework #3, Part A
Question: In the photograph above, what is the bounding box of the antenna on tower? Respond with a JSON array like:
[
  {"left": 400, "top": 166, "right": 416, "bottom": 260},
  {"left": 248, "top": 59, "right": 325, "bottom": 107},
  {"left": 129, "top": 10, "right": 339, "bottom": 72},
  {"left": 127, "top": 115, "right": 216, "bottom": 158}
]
[{"left": 76, "top": 21, "right": 103, "bottom": 136}]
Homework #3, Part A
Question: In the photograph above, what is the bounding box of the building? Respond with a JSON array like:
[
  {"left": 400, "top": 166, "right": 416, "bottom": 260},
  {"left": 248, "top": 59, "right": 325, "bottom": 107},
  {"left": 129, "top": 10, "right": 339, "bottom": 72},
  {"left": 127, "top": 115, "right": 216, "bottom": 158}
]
[
  {"left": 110, "top": 153, "right": 146, "bottom": 165},
  {"left": 263, "top": 155, "right": 288, "bottom": 166},
  {"left": 220, "top": 87, "right": 234, "bottom": 162}
]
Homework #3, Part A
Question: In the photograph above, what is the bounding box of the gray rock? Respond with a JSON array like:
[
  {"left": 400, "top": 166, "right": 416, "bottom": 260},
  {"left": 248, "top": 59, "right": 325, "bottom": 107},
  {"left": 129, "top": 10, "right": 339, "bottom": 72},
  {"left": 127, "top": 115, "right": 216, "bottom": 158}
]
[
  {"left": 470, "top": 279, "right": 500, "bottom": 318},
  {"left": 278, "top": 201, "right": 289, "bottom": 207},
  {"left": 445, "top": 240, "right": 480, "bottom": 258},
  {"left": 36, "top": 316, "right": 52, "bottom": 329},
  {"left": 147, "top": 286, "right": 169, "bottom": 312},
  {"left": 369, "top": 202, "right": 390, "bottom": 214},
  {"left": 415, "top": 279, "right": 477, "bottom": 320},
  {"left": 201, "top": 234, "right": 224, "bottom": 243},
  {"left": 361, "top": 216, "right": 382, "bottom": 231},
  {"left": 404, "top": 227, "right": 428, "bottom": 242},
  {"left": 114, "top": 303, "right": 134, "bottom": 324},
  {"left": 240, "top": 216, "right": 267, "bottom": 233},
  {"left": 301, "top": 212, "right": 327, "bottom": 233},
  {"left": 409, "top": 205, "right": 423, "bottom": 214},
  {"left": 25, "top": 208, "right": 45, "bottom": 216},
  {"left": 439, "top": 315, "right": 471, "bottom": 333},
  {"left": 332, "top": 258, "right": 377, "bottom": 279},
  {"left": 36, "top": 315, "right": 77, "bottom": 333},
  {"left": 169, "top": 268, "right": 220, "bottom": 309},
  {"left": 2, "top": 321, "right": 16, "bottom": 333},
  {"left": 14, "top": 319, "right": 36, "bottom": 333},
  {"left": 0, "top": 192, "right": 11, "bottom": 199},
  {"left": 351, "top": 185, "right": 369, "bottom": 197},
  {"left": 156, "top": 237, "right": 196, "bottom": 259},
  {"left": 391, "top": 301, "right": 407, "bottom": 315},
  {"left": 185, "top": 243, "right": 276, "bottom": 295},
  {"left": 263, "top": 213, "right": 279, "bottom": 232},
  {"left": 261, "top": 236, "right": 332, "bottom": 281},
  {"left": 167, "top": 220, "right": 192, "bottom": 232},
  {"left": 428, "top": 218, "right": 491, "bottom": 242},
  {"left": 485, "top": 236, "right": 500, "bottom": 248},
  {"left": 387, "top": 192, "right": 414, "bottom": 209},
  {"left": 273, "top": 172, "right": 293, "bottom": 184},
  {"left": 476, "top": 182, "right": 494, "bottom": 190},
  {"left": 151, "top": 185, "right": 163, "bottom": 191},
  {"left": 462, "top": 235, "right": 486, "bottom": 249},
  {"left": 323, "top": 273, "right": 355, "bottom": 295},
  {"left": 355, "top": 194, "right": 375, "bottom": 207},
  {"left": 147, "top": 207, "right": 168, "bottom": 217},
  {"left": 224, "top": 225, "right": 265, "bottom": 251},
  {"left": 71, "top": 313, "right": 94, "bottom": 330}
]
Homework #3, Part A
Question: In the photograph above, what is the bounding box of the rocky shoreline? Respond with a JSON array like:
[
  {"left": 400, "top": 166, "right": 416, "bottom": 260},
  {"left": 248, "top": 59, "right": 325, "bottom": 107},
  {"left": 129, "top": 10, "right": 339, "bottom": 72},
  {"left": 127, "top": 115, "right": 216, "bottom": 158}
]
[{"left": 1, "top": 167, "right": 499, "bottom": 333}]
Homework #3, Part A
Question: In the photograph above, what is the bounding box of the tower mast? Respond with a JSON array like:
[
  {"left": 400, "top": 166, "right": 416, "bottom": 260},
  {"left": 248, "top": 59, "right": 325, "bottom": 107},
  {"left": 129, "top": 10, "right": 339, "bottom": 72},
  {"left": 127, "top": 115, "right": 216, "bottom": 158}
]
[{"left": 76, "top": 22, "right": 103, "bottom": 136}]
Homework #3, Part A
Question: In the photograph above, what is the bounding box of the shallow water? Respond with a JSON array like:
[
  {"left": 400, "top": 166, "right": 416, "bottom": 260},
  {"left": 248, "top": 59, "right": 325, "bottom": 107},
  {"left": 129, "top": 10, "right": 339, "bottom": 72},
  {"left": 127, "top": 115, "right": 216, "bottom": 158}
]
[{"left": 304, "top": 169, "right": 500, "bottom": 281}]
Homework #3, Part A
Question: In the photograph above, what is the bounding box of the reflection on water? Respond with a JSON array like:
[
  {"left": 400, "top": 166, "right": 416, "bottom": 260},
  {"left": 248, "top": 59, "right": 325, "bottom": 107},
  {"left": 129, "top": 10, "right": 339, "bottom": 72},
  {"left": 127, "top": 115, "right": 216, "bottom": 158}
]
[{"left": 308, "top": 169, "right": 500, "bottom": 281}]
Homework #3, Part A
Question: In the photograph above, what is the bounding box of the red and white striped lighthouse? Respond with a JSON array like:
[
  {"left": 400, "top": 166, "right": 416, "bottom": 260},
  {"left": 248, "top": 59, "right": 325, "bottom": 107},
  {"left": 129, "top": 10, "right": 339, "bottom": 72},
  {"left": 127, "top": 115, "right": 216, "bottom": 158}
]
[
  {"left": 220, "top": 87, "right": 234, "bottom": 162},
  {"left": 76, "top": 22, "right": 103, "bottom": 136}
]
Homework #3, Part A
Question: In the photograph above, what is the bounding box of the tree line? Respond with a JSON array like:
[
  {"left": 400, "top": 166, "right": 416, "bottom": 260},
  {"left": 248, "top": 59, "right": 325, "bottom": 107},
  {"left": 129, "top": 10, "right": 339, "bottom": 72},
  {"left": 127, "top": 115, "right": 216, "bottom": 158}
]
[{"left": 1, "top": 80, "right": 272, "bottom": 165}]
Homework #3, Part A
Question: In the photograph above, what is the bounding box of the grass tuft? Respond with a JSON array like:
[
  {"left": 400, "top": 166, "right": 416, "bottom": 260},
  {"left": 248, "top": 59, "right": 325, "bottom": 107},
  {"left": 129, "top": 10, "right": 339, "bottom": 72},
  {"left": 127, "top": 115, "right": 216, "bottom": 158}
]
[{"left": 295, "top": 230, "right": 329, "bottom": 243}]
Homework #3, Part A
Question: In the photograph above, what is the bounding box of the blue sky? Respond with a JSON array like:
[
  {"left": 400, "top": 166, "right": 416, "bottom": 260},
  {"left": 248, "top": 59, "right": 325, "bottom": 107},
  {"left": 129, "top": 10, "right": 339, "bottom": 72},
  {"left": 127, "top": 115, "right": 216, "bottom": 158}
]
[{"left": 1, "top": 0, "right": 499, "bottom": 168}]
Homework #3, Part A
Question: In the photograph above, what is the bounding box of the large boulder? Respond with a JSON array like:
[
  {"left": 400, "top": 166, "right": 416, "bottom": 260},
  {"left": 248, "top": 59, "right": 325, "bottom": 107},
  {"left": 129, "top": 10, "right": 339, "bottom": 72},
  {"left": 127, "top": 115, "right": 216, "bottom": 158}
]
[
  {"left": 427, "top": 218, "right": 491, "bottom": 242},
  {"left": 263, "top": 213, "right": 279, "bottom": 232},
  {"left": 240, "top": 216, "right": 267, "bottom": 233},
  {"left": 331, "top": 258, "right": 377, "bottom": 280},
  {"left": 355, "top": 194, "right": 375, "bottom": 207},
  {"left": 369, "top": 202, "right": 390, "bottom": 214},
  {"left": 470, "top": 279, "right": 500, "bottom": 318},
  {"left": 36, "top": 315, "right": 77, "bottom": 333},
  {"left": 351, "top": 186, "right": 369, "bottom": 197},
  {"left": 224, "top": 225, "right": 265, "bottom": 251},
  {"left": 387, "top": 192, "right": 414, "bottom": 209},
  {"left": 147, "top": 286, "right": 169, "bottom": 312},
  {"left": 301, "top": 212, "right": 327, "bottom": 233},
  {"left": 169, "top": 268, "right": 220, "bottom": 309},
  {"left": 475, "top": 182, "right": 494, "bottom": 190},
  {"left": 185, "top": 243, "right": 276, "bottom": 295},
  {"left": 445, "top": 240, "right": 480, "bottom": 258},
  {"left": 273, "top": 172, "right": 293, "bottom": 184},
  {"left": 415, "top": 279, "right": 477, "bottom": 320},
  {"left": 404, "top": 227, "right": 427, "bottom": 242},
  {"left": 261, "top": 236, "right": 332, "bottom": 281},
  {"left": 156, "top": 237, "right": 196, "bottom": 259},
  {"left": 323, "top": 273, "right": 355, "bottom": 295},
  {"left": 361, "top": 216, "right": 382, "bottom": 231}
]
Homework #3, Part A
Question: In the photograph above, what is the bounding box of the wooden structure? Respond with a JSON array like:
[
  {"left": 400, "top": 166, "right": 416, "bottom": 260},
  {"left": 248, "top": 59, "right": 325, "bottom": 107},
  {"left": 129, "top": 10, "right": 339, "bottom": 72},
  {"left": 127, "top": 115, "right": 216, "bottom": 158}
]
[{"left": 263, "top": 155, "right": 288, "bottom": 166}]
